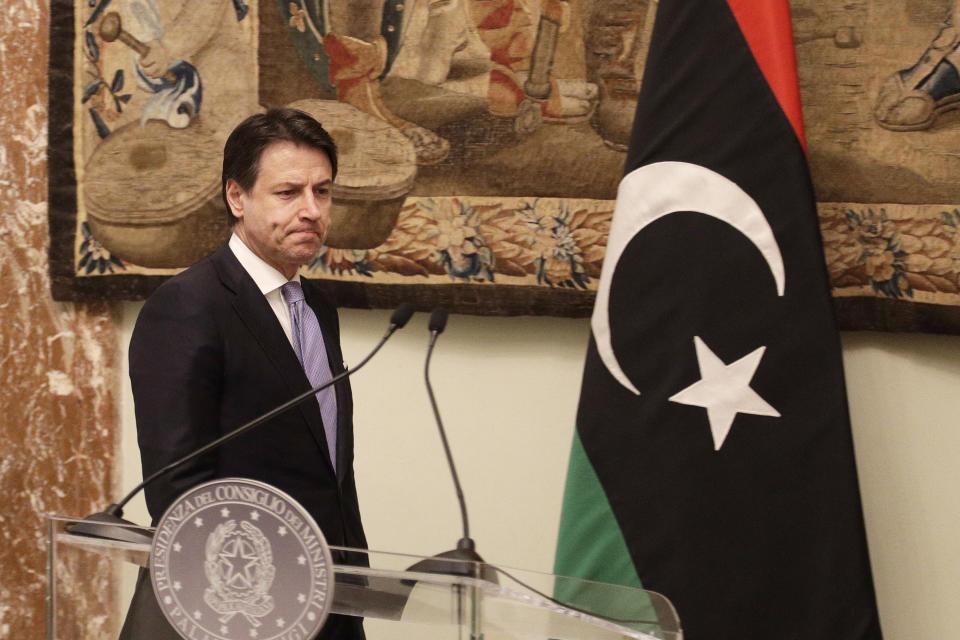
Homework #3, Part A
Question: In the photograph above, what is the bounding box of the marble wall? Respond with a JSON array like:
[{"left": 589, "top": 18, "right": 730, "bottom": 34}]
[{"left": 0, "top": 0, "right": 119, "bottom": 636}]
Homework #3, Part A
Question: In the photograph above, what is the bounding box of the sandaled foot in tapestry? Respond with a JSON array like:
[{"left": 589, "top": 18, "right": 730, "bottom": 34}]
[
  {"left": 322, "top": 32, "right": 450, "bottom": 165},
  {"left": 875, "top": 4, "right": 960, "bottom": 131},
  {"left": 516, "top": 74, "right": 599, "bottom": 122},
  {"left": 320, "top": 0, "right": 450, "bottom": 165},
  {"left": 471, "top": 0, "right": 598, "bottom": 127}
]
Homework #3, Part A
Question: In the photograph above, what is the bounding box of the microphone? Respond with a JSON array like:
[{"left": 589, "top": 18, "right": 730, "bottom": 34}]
[
  {"left": 67, "top": 303, "right": 416, "bottom": 544},
  {"left": 407, "top": 309, "right": 494, "bottom": 581},
  {"left": 388, "top": 303, "right": 417, "bottom": 332},
  {"left": 428, "top": 308, "right": 448, "bottom": 335}
]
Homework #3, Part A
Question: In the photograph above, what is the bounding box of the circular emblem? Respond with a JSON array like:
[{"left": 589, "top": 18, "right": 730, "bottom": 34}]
[{"left": 150, "top": 478, "right": 333, "bottom": 640}]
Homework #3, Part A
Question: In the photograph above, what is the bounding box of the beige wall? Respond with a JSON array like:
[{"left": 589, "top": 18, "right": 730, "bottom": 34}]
[
  {"left": 119, "top": 303, "right": 960, "bottom": 639},
  {"left": 842, "top": 332, "right": 960, "bottom": 639}
]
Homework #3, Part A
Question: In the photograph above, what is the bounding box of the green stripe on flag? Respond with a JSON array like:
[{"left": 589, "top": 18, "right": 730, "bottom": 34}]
[
  {"left": 553, "top": 430, "right": 662, "bottom": 634},
  {"left": 554, "top": 428, "right": 643, "bottom": 591}
]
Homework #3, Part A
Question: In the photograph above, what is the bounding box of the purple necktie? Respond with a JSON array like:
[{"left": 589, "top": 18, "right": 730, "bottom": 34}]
[{"left": 281, "top": 281, "right": 337, "bottom": 472}]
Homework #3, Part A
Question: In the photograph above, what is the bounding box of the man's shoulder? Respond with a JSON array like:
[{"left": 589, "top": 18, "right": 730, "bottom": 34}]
[
  {"left": 142, "top": 247, "right": 235, "bottom": 310},
  {"left": 299, "top": 277, "right": 343, "bottom": 334},
  {"left": 299, "top": 276, "right": 338, "bottom": 309},
  {"left": 299, "top": 274, "right": 328, "bottom": 294}
]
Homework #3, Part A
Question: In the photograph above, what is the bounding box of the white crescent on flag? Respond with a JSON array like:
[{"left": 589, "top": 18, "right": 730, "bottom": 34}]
[{"left": 592, "top": 161, "right": 786, "bottom": 395}]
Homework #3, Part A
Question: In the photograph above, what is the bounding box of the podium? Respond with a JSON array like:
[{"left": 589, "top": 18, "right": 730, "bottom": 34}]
[{"left": 47, "top": 514, "right": 683, "bottom": 639}]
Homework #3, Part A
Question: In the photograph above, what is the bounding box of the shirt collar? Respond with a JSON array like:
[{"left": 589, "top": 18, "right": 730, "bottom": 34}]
[{"left": 228, "top": 233, "right": 300, "bottom": 295}]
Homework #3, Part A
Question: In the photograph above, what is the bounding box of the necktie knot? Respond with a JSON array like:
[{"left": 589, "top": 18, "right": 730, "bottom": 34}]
[{"left": 281, "top": 281, "right": 305, "bottom": 304}]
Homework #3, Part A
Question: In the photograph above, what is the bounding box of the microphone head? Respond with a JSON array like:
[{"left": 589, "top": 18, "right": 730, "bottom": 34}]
[
  {"left": 429, "top": 308, "right": 449, "bottom": 334},
  {"left": 390, "top": 303, "right": 416, "bottom": 329}
]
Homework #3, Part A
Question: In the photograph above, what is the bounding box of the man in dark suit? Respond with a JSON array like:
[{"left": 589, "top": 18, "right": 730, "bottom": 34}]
[{"left": 120, "top": 108, "right": 365, "bottom": 639}]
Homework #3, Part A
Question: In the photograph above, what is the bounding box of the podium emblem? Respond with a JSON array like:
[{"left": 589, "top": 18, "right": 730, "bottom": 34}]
[
  {"left": 204, "top": 520, "right": 276, "bottom": 624},
  {"left": 151, "top": 478, "right": 333, "bottom": 640}
]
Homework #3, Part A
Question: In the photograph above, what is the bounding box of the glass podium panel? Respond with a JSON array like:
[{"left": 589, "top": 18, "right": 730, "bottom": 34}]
[{"left": 48, "top": 515, "right": 683, "bottom": 640}]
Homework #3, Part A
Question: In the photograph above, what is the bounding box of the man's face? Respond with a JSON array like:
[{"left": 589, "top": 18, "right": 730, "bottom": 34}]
[{"left": 226, "top": 141, "right": 333, "bottom": 279}]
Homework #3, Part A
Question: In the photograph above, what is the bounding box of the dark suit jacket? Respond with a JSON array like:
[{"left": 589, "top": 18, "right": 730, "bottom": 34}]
[{"left": 119, "top": 244, "right": 365, "bottom": 639}]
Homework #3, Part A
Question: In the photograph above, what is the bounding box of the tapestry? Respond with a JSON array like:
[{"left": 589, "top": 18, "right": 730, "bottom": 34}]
[{"left": 48, "top": 0, "right": 960, "bottom": 331}]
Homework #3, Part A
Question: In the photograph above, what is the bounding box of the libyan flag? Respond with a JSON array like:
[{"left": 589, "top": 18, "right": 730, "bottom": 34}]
[{"left": 553, "top": 1, "right": 883, "bottom": 639}]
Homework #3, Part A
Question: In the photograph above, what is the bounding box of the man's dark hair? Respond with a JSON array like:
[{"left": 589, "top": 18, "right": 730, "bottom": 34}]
[{"left": 221, "top": 108, "right": 338, "bottom": 224}]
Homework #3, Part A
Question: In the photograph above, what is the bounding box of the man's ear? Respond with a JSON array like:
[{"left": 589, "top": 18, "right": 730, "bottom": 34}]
[{"left": 225, "top": 179, "right": 245, "bottom": 221}]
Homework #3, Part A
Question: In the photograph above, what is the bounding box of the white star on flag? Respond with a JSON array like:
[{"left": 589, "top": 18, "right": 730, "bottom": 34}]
[{"left": 669, "top": 336, "right": 780, "bottom": 450}]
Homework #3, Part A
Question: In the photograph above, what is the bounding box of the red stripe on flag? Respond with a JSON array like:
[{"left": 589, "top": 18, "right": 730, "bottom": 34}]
[{"left": 726, "top": 0, "right": 807, "bottom": 151}]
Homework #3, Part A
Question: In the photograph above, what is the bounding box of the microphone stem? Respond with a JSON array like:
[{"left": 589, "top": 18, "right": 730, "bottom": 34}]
[
  {"left": 112, "top": 325, "right": 399, "bottom": 516},
  {"left": 425, "top": 331, "right": 470, "bottom": 541}
]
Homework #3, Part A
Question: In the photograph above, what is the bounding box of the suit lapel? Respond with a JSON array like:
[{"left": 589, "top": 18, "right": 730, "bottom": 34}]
[{"left": 211, "top": 246, "right": 337, "bottom": 478}]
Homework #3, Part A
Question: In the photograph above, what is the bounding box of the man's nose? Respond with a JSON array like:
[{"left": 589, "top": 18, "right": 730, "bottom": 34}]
[{"left": 300, "top": 193, "right": 328, "bottom": 220}]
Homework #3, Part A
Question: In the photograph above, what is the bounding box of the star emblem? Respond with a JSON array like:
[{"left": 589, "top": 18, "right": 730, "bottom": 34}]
[
  {"left": 249, "top": 629, "right": 258, "bottom": 638},
  {"left": 278, "top": 526, "right": 287, "bottom": 537},
  {"left": 193, "top": 610, "right": 202, "bottom": 620},
  {"left": 221, "top": 507, "right": 231, "bottom": 518},
  {"left": 173, "top": 542, "right": 182, "bottom": 553},
  {"left": 276, "top": 618, "right": 286, "bottom": 628},
  {"left": 307, "top": 611, "right": 316, "bottom": 621},
  {"left": 250, "top": 510, "right": 260, "bottom": 521},
  {"left": 221, "top": 625, "right": 229, "bottom": 634},
  {"left": 173, "top": 581, "right": 182, "bottom": 592},
  {"left": 669, "top": 336, "right": 780, "bottom": 450},
  {"left": 193, "top": 517, "right": 204, "bottom": 527},
  {"left": 298, "top": 593, "right": 306, "bottom": 604},
  {"left": 297, "top": 555, "right": 306, "bottom": 566},
  {"left": 217, "top": 537, "right": 261, "bottom": 590}
]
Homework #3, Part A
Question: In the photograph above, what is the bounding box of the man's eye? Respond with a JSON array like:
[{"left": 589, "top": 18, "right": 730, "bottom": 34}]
[{"left": 277, "top": 190, "right": 294, "bottom": 197}]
